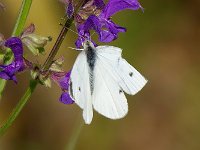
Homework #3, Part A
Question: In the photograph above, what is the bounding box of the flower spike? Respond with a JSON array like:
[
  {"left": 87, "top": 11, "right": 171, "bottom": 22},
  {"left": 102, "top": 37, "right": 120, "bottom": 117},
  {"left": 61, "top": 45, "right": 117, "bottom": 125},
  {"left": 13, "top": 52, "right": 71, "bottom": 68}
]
[
  {"left": 0, "top": 37, "right": 28, "bottom": 83},
  {"left": 51, "top": 70, "right": 74, "bottom": 104},
  {"left": 21, "top": 24, "right": 51, "bottom": 55},
  {"left": 75, "top": 0, "right": 142, "bottom": 47}
]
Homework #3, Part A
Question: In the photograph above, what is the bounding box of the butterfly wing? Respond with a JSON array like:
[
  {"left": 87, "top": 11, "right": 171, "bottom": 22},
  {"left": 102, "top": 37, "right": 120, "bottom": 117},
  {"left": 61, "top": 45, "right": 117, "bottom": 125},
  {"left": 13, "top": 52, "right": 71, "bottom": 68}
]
[
  {"left": 92, "top": 46, "right": 147, "bottom": 119},
  {"left": 69, "top": 51, "right": 93, "bottom": 124},
  {"left": 96, "top": 46, "right": 147, "bottom": 95},
  {"left": 92, "top": 58, "right": 128, "bottom": 119},
  {"left": 117, "top": 58, "right": 147, "bottom": 95}
]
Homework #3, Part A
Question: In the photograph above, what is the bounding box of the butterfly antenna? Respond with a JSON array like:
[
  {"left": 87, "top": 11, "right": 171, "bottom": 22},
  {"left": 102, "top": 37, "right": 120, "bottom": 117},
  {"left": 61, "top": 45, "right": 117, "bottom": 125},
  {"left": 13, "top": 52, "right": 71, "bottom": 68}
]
[
  {"left": 59, "top": 23, "right": 80, "bottom": 36},
  {"left": 90, "top": 31, "right": 96, "bottom": 38},
  {"left": 88, "top": 31, "right": 97, "bottom": 42},
  {"left": 59, "top": 23, "right": 85, "bottom": 39},
  {"left": 68, "top": 47, "right": 83, "bottom": 51}
]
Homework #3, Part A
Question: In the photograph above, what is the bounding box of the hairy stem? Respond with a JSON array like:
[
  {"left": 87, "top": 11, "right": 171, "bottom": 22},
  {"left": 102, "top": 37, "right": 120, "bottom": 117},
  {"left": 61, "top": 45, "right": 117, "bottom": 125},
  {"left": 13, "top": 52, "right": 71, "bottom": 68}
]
[
  {"left": 0, "top": 0, "right": 32, "bottom": 98},
  {"left": 12, "top": 0, "right": 32, "bottom": 37},
  {"left": 42, "top": 0, "right": 85, "bottom": 71},
  {"left": 42, "top": 18, "right": 73, "bottom": 71}
]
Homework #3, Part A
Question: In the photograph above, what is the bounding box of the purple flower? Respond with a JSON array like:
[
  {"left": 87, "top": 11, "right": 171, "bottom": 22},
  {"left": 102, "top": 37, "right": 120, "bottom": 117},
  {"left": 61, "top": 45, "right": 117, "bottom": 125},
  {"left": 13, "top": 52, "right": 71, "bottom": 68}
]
[
  {"left": 51, "top": 71, "right": 74, "bottom": 104},
  {"left": 58, "top": 71, "right": 71, "bottom": 91},
  {"left": 60, "top": 92, "right": 74, "bottom": 104},
  {"left": 0, "top": 37, "right": 28, "bottom": 83},
  {"left": 67, "top": 2, "right": 74, "bottom": 18},
  {"left": 83, "top": 0, "right": 105, "bottom": 9},
  {"left": 21, "top": 24, "right": 51, "bottom": 55},
  {"left": 0, "top": 61, "right": 22, "bottom": 83},
  {"left": 94, "top": 0, "right": 105, "bottom": 8},
  {"left": 60, "top": 0, "right": 74, "bottom": 18},
  {"left": 75, "top": 0, "right": 142, "bottom": 47},
  {"left": 100, "top": 0, "right": 142, "bottom": 18}
]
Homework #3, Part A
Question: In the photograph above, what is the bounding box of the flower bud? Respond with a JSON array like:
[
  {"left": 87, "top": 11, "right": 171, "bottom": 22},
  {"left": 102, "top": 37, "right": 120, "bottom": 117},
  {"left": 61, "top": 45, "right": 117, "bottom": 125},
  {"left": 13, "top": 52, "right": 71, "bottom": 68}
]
[
  {"left": 21, "top": 24, "right": 51, "bottom": 55},
  {"left": 31, "top": 66, "right": 39, "bottom": 79},
  {"left": 50, "top": 57, "right": 64, "bottom": 72},
  {"left": 39, "top": 76, "right": 52, "bottom": 88}
]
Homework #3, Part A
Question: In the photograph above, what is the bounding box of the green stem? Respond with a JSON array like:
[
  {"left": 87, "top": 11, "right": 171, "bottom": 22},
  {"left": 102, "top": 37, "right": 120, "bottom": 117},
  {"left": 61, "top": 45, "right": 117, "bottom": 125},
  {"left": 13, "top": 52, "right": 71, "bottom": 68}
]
[
  {"left": 0, "top": 80, "right": 38, "bottom": 136},
  {"left": 12, "top": 0, "right": 32, "bottom": 37},
  {"left": 0, "top": 0, "right": 33, "bottom": 98},
  {"left": 41, "top": 0, "right": 85, "bottom": 71},
  {"left": 42, "top": 17, "right": 74, "bottom": 71},
  {"left": 0, "top": 17, "right": 74, "bottom": 137},
  {"left": 65, "top": 119, "right": 84, "bottom": 150},
  {"left": 0, "top": 0, "right": 86, "bottom": 138}
]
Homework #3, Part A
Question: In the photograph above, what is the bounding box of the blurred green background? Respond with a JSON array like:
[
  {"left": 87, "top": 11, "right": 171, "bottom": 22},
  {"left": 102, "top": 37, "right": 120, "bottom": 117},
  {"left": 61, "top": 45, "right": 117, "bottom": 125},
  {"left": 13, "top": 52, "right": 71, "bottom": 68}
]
[{"left": 0, "top": 0, "right": 200, "bottom": 150}]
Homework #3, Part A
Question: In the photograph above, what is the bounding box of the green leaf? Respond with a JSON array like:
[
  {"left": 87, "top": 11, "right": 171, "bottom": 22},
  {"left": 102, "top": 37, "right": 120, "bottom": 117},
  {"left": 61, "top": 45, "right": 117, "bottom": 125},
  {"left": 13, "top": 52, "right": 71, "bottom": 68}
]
[
  {"left": 3, "top": 50, "right": 12, "bottom": 64},
  {"left": 0, "top": 53, "right": 4, "bottom": 61},
  {"left": 37, "top": 47, "right": 45, "bottom": 54}
]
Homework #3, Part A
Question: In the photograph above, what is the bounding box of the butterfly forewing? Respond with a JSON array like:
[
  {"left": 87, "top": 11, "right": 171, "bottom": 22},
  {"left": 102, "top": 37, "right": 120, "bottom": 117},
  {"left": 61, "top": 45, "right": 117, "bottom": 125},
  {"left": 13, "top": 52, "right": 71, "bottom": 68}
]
[
  {"left": 69, "top": 51, "right": 93, "bottom": 124},
  {"left": 96, "top": 45, "right": 147, "bottom": 95},
  {"left": 117, "top": 59, "right": 147, "bottom": 95},
  {"left": 92, "top": 59, "right": 128, "bottom": 119}
]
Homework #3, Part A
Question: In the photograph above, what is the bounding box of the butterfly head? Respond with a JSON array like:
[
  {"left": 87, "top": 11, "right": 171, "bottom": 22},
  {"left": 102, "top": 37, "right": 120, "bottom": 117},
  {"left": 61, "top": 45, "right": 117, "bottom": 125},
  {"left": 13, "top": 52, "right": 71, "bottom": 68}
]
[{"left": 83, "top": 40, "right": 95, "bottom": 50}]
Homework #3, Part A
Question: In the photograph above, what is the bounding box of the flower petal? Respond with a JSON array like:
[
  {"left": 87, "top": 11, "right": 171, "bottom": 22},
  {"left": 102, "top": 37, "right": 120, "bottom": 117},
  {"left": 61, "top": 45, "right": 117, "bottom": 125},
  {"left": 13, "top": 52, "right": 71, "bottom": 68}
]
[
  {"left": 0, "top": 60, "right": 24, "bottom": 83},
  {"left": 59, "top": 92, "right": 74, "bottom": 104},
  {"left": 94, "top": 0, "right": 105, "bottom": 8},
  {"left": 5, "top": 37, "right": 23, "bottom": 60},
  {"left": 81, "top": 15, "right": 127, "bottom": 43},
  {"left": 0, "top": 72, "right": 11, "bottom": 80},
  {"left": 79, "top": 15, "right": 102, "bottom": 42},
  {"left": 76, "top": 18, "right": 99, "bottom": 47},
  {"left": 98, "top": 19, "right": 126, "bottom": 42},
  {"left": 58, "top": 71, "right": 71, "bottom": 90},
  {"left": 75, "top": 37, "right": 83, "bottom": 48},
  {"left": 100, "top": 0, "right": 142, "bottom": 18},
  {"left": 83, "top": 15, "right": 101, "bottom": 34},
  {"left": 67, "top": 2, "right": 74, "bottom": 18},
  {"left": 0, "top": 37, "right": 27, "bottom": 82},
  {"left": 51, "top": 71, "right": 71, "bottom": 90},
  {"left": 99, "top": 29, "right": 115, "bottom": 42}
]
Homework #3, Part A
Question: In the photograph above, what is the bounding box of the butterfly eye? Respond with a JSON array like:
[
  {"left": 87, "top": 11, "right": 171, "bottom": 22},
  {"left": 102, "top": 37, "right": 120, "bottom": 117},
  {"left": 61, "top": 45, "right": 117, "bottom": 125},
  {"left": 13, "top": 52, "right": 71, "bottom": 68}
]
[
  {"left": 129, "top": 72, "right": 133, "bottom": 77},
  {"left": 78, "top": 87, "right": 81, "bottom": 91}
]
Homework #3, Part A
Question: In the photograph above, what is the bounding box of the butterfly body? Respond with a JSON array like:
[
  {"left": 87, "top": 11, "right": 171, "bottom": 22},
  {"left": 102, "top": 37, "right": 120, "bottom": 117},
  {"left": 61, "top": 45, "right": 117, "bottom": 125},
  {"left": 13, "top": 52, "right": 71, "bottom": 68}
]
[
  {"left": 85, "top": 41, "right": 96, "bottom": 94},
  {"left": 69, "top": 40, "right": 147, "bottom": 124}
]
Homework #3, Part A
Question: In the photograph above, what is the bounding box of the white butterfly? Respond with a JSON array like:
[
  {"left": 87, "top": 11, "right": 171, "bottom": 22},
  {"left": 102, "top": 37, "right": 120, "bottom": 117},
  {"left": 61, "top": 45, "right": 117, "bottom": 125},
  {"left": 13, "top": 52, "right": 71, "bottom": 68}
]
[{"left": 69, "top": 40, "right": 147, "bottom": 124}]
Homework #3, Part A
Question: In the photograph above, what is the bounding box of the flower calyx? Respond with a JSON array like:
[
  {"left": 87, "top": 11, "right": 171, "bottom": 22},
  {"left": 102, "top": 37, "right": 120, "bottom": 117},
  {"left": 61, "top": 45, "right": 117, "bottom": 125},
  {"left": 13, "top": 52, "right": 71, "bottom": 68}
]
[{"left": 21, "top": 24, "right": 52, "bottom": 56}]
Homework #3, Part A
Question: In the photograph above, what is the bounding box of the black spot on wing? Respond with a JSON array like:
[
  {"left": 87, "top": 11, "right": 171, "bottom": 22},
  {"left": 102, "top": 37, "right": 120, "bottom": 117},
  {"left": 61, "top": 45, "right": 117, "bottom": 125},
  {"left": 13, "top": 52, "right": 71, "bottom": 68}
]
[
  {"left": 119, "top": 89, "right": 123, "bottom": 94},
  {"left": 129, "top": 72, "right": 133, "bottom": 77}
]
